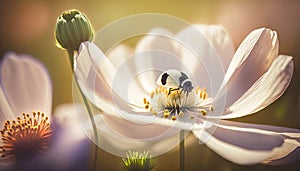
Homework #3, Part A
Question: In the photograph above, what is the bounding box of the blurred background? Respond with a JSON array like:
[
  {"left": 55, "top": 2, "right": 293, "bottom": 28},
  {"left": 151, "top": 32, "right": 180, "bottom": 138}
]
[{"left": 0, "top": 0, "right": 300, "bottom": 170}]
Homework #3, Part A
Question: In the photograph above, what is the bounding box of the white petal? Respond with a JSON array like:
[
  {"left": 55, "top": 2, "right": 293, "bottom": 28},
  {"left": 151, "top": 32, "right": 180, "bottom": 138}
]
[
  {"left": 75, "top": 42, "right": 148, "bottom": 115},
  {"left": 133, "top": 28, "right": 180, "bottom": 92},
  {"left": 0, "top": 86, "right": 14, "bottom": 125},
  {"left": 135, "top": 28, "right": 178, "bottom": 56},
  {"left": 0, "top": 52, "right": 52, "bottom": 116},
  {"left": 106, "top": 43, "right": 133, "bottom": 69},
  {"left": 217, "top": 28, "right": 279, "bottom": 108},
  {"left": 53, "top": 103, "right": 88, "bottom": 141},
  {"left": 74, "top": 41, "right": 178, "bottom": 114},
  {"left": 47, "top": 103, "right": 90, "bottom": 170},
  {"left": 93, "top": 105, "right": 203, "bottom": 131},
  {"left": 176, "top": 25, "right": 226, "bottom": 96},
  {"left": 74, "top": 42, "right": 117, "bottom": 113},
  {"left": 94, "top": 114, "right": 185, "bottom": 157},
  {"left": 214, "top": 55, "right": 293, "bottom": 119},
  {"left": 191, "top": 25, "right": 235, "bottom": 72},
  {"left": 193, "top": 120, "right": 300, "bottom": 165},
  {"left": 62, "top": 95, "right": 190, "bottom": 158}
]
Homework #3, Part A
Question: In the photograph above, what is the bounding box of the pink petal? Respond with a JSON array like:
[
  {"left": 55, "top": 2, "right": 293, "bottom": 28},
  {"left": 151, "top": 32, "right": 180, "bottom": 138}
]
[
  {"left": 75, "top": 42, "right": 148, "bottom": 117},
  {"left": 193, "top": 120, "right": 300, "bottom": 165},
  {"left": 74, "top": 42, "right": 117, "bottom": 113},
  {"left": 0, "top": 86, "right": 14, "bottom": 124},
  {"left": 215, "top": 55, "right": 293, "bottom": 119},
  {"left": 133, "top": 28, "right": 180, "bottom": 93},
  {"left": 0, "top": 52, "right": 52, "bottom": 116},
  {"left": 106, "top": 44, "right": 133, "bottom": 69},
  {"left": 191, "top": 25, "right": 235, "bottom": 72},
  {"left": 176, "top": 25, "right": 226, "bottom": 96},
  {"left": 217, "top": 28, "right": 279, "bottom": 108},
  {"left": 94, "top": 114, "right": 185, "bottom": 157},
  {"left": 75, "top": 41, "right": 182, "bottom": 114},
  {"left": 53, "top": 103, "right": 88, "bottom": 141},
  {"left": 48, "top": 103, "right": 90, "bottom": 170}
]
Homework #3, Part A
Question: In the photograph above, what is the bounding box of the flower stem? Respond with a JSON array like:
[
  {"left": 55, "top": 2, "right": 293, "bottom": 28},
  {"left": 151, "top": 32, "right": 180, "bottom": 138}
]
[
  {"left": 67, "top": 50, "right": 99, "bottom": 171},
  {"left": 180, "top": 130, "right": 185, "bottom": 171}
]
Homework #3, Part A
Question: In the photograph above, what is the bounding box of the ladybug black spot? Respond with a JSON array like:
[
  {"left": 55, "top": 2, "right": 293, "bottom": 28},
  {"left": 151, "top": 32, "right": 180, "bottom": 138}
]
[{"left": 161, "top": 73, "right": 169, "bottom": 85}]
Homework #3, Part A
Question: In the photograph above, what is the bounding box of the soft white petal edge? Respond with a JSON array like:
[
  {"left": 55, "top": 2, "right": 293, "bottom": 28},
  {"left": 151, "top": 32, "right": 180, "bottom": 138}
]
[
  {"left": 53, "top": 103, "right": 88, "bottom": 141},
  {"left": 191, "top": 24, "right": 235, "bottom": 72},
  {"left": 74, "top": 41, "right": 146, "bottom": 115},
  {"left": 213, "top": 55, "right": 293, "bottom": 119},
  {"left": 193, "top": 120, "right": 300, "bottom": 165},
  {"left": 94, "top": 114, "right": 185, "bottom": 157},
  {"left": 74, "top": 41, "right": 117, "bottom": 114},
  {"left": 0, "top": 86, "right": 14, "bottom": 124},
  {"left": 176, "top": 25, "right": 226, "bottom": 95},
  {"left": 217, "top": 28, "right": 279, "bottom": 108},
  {"left": 46, "top": 103, "right": 90, "bottom": 170},
  {"left": 107, "top": 43, "right": 133, "bottom": 69}
]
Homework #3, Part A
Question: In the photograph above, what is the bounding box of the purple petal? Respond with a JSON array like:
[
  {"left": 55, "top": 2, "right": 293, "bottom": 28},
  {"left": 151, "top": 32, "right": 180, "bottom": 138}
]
[{"left": 0, "top": 52, "right": 52, "bottom": 116}]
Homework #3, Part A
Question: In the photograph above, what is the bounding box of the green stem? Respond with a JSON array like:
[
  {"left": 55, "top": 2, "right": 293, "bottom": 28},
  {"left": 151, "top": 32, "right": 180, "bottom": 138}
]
[
  {"left": 180, "top": 130, "right": 185, "bottom": 171},
  {"left": 67, "top": 50, "right": 99, "bottom": 171}
]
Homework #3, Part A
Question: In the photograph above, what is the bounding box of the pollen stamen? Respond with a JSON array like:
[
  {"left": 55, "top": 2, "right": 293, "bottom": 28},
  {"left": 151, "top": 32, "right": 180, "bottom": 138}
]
[
  {"left": 0, "top": 111, "right": 53, "bottom": 162},
  {"left": 143, "top": 85, "right": 213, "bottom": 121}
]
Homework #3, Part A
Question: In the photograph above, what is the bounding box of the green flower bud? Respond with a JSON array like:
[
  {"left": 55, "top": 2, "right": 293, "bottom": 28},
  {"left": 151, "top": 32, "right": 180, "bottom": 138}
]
[
  {"left": 55, "top": 9, "right": 94, "bottom": 51},
  {"left": 122, "top": 151, "right": 156, "bottom": 171}
]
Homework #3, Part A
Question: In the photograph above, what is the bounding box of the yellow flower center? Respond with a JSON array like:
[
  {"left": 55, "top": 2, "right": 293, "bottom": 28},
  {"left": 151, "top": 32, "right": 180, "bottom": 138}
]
[
  {"left": 143, "top": 86, "right": 213, "bottom": 121},
  {"left": 0, "top": 111, "right": 52, "bottom": 162}
]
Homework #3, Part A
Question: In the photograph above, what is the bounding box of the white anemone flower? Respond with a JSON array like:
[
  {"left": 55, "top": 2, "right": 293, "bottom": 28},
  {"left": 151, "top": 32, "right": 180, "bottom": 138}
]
[
  {"left": 0, "top": 53, "right": 89, "bottom": 170},
  {"left": 74, "top": 25, "right": 300, "bottom": 165}
]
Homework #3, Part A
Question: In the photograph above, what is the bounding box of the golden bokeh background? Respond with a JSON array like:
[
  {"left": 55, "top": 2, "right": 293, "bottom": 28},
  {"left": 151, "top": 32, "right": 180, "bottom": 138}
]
[{"left": 0, "top": 0, "right": 300, "bottom": 170}]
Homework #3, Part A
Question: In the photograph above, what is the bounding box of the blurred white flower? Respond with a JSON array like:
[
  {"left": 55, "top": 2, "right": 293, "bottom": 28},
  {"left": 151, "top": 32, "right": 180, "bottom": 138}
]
[
  {"left": 0, "top": 53, "right": 90, "bottom": 170},
  {"left": 74, "top": 25, "right": 300, "bottom": 165}
]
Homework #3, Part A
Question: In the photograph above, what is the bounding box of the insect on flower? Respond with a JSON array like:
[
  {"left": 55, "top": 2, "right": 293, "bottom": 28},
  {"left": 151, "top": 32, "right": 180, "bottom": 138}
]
[{"left": 157, "top": 69, "right": 194, "bottom": 96}]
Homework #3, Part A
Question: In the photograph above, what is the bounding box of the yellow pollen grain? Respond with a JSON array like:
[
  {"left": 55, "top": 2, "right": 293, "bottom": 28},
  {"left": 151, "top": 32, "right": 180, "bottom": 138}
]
[
  {"left": 171, "top": 116, "right": 177, "bottom": 121},
  {"left": 165, "top": 90, "right": 169, "bottom": 95},
  {"left": 195, "top": 86, "right": 198, "bottom": 94},
  {"left": 190, "top": 115, "right": 195, "bottom": 119},
  {"left": 143, "top": 97, "right": 147, "bottom": 104},
  {"left": 160, "top": 86, "right": 164, "bottom": 92},
  {"left": 179, "top": 111, "right": 184, "bottom": 116},
  {"left": 150, "top": 92, "right": 154, "bottom": 99},
  {"left": 164, "top": 110, "right": 170, "bottom": 118},
  {"left": 200, "top": 109, "right": 207, "bottom": 116},
  {"left": 203, "top": 92, "right": 208, "bottom": 99}
]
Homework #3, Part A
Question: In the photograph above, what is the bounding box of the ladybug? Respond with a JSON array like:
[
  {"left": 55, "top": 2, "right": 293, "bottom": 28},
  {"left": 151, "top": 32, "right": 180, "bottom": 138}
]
[{"left": 157, "top": 69, "right": 193, "bottom": 95}]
